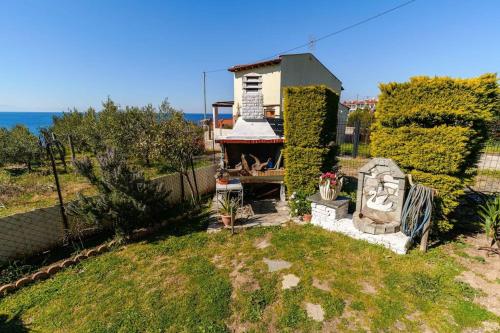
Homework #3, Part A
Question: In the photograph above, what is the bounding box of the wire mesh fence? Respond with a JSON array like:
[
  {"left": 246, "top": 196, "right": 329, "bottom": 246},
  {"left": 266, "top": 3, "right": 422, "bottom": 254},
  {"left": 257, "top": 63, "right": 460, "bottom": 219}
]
[{"left": 336, "top": 118, "right": 500, "bottom": 194}]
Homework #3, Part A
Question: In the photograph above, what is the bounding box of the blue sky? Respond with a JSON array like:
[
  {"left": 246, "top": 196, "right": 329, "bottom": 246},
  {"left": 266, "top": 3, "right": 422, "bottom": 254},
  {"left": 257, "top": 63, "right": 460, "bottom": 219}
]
[{"left": 0, "top": 0, "right": 498, "bottom": 113}]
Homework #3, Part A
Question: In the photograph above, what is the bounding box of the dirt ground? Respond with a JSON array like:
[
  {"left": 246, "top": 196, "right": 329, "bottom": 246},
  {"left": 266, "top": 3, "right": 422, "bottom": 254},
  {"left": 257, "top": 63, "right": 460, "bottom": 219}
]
[{"left": 449, "top": 234, "right": 500, "bottom": 318}]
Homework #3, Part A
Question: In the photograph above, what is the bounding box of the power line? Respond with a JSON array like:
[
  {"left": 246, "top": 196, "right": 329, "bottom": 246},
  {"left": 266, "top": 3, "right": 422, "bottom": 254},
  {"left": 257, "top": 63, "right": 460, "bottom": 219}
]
[{"left": 204, "top": 0, "right": 417, "bottom": 74}]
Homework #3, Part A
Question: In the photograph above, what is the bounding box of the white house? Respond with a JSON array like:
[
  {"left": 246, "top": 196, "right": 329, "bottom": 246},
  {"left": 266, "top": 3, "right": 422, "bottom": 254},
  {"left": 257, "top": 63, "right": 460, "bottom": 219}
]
[{"left": 212, "top": 53, "right": 347, "bottom": 182}]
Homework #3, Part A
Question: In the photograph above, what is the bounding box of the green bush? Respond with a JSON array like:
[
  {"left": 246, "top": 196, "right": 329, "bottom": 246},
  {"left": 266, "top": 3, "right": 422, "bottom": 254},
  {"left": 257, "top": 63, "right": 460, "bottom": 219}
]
[
  {"left": 283, "top": 85, "right": 339, "bottom": 148},
  {"left": 284, "top": 146, "right": 336, "bottom": 196},
  {"left": 371, "top": 125, "right": 475, "bottom": 175},
  {"left": 377, "top": 74, "right": 497, "bottom": 128},
  {"left": 283, "top": 85, "right": 339, "bottom": 196},
  {"left": 372, "top": 74, "right": 499, "bottom": 232}
]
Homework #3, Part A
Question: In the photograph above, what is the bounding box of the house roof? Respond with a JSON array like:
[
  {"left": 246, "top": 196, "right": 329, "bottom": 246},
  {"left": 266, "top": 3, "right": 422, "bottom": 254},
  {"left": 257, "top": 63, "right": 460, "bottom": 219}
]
[
  {"left": 228, "top": 58, "right": 282, "bottom": 72},
  {"left": 227, "top": 53, "right": 343, "bottom": 89}
]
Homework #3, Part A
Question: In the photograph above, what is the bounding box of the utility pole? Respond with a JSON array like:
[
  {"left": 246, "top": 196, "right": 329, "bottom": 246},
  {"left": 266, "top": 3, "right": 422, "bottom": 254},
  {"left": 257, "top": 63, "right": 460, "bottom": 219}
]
[{"left": 203, "top": 71, "right": 207, "bottom": 121}]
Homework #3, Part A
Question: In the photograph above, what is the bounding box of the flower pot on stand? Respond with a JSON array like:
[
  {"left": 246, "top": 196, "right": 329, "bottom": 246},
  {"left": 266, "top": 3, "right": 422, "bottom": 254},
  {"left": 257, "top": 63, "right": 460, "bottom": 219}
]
[{"left": 319, "top": 178, "right": 343, "bottom": 201}]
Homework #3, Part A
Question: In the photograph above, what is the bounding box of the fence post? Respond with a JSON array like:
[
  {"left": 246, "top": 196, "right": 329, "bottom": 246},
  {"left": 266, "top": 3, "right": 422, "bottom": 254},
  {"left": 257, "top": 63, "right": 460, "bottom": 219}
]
[
  {"left": 46, "top": 143, "right": 69, "bottom": 238},
  {"left": 180, "top": 172, "right": 185, "bottom": 201},
  {"left": 353, "top": 119, "right": 361, "bottom": 158},
  {"left": 190, "top": 157, "right": 200, "bottom": 203}
]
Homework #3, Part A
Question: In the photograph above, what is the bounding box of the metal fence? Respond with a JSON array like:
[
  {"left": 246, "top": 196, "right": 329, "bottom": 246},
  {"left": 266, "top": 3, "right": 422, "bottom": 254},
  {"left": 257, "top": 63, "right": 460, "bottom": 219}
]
[{"left": 336, "top": 118, "right": 500, "bottom": 194}]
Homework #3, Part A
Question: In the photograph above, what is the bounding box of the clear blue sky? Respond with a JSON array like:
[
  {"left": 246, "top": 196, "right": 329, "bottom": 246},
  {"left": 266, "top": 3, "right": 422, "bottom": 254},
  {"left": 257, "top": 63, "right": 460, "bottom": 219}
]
[{"left": 0, "top": 0, "right": 498, "bottom": 113}]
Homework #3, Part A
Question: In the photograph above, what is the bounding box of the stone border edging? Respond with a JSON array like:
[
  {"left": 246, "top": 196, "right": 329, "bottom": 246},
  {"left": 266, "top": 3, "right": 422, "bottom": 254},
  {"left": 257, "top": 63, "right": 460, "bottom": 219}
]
[{"left": 0, "top": 210, "right": 197, "bottom": 298}]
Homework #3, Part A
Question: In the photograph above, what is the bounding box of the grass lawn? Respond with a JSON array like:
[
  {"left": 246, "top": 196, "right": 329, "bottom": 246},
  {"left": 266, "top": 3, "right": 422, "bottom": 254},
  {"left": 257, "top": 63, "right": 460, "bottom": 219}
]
[
  {"left": 0, "top": 212, "right": 498, "bottom": 332},
  {"left": 338, "top": 143, "right": 371, "bottom": 157}
]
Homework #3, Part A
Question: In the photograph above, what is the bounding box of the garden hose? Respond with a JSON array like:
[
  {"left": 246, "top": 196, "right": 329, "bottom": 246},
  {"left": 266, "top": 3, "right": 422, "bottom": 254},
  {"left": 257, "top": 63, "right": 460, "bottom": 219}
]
[{"left": 401, "top": 184, "right": 434, "bottom": 241}]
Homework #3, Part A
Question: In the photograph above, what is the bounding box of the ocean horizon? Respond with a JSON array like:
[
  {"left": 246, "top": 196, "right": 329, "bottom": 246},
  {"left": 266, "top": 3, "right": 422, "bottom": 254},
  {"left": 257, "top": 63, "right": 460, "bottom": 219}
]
[{"left": 0, "top": 111, "right": 231, "bottom": 134}]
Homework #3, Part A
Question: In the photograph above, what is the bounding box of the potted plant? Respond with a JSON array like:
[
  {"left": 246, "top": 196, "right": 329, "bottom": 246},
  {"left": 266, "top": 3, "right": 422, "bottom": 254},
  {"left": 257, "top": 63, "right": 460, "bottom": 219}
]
[
  {"left": 289, "top": 191, "right": 312, "bottom": 222},
  {"left": 214, "top": 167, "right": 230, "bottom": 185},
  {"left": 478, "top": 195, "right": 500, "bottom": 254},
  {"left": 319, "top": 169, "right": 343, "bottom": 201},
  {"left": 218, "top": 193, "right": 238, "bottom": 227}
]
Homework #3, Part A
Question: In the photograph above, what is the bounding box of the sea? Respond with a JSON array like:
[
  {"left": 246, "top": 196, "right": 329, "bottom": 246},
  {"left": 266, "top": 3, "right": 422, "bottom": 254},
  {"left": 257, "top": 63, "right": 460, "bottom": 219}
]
[{"left": 0, "top": 111, "right": 231, "bottom": 134}]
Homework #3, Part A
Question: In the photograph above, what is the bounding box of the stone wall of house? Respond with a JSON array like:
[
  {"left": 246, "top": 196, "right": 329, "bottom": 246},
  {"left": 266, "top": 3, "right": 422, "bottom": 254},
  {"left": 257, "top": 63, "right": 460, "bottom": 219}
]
[
  {"left": 241, "top": 92, "right": 264, "bottom": 120},
  {"left": 0, "top": 164, "right": 217, "bottom": 263}
]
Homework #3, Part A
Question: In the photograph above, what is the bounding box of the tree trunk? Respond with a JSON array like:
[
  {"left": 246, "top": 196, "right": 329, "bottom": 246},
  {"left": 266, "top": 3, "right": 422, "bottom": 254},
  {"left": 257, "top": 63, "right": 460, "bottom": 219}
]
[
  {"left": 183, "top": 171, "right": 197, "bottom": 204},
  {"left": 68, "top": 135, "right": 76, "bottom": 161}
]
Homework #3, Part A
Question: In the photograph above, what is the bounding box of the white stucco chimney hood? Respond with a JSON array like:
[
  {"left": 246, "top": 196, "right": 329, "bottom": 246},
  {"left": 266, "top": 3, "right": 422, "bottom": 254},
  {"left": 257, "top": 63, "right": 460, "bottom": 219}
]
[{"left": 219, "top": 117, "right": 282, "bottom": 142}]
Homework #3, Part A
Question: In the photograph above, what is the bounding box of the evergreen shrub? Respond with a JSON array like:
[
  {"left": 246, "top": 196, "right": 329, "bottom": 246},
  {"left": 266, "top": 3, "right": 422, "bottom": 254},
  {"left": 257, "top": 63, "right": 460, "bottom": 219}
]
[
  {"left": 283, "top": 85, "right": 339, "bottom": 195},
  {"left": 372, "top": 74, "right": 499, "bottom": 231},
  {"left": 283, "top": 85, "right": 339, "bottom": 148}
]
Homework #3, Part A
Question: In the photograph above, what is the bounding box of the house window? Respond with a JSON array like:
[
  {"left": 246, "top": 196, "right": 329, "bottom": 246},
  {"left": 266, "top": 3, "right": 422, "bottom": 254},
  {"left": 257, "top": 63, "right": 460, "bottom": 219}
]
[{"left": 243, "top": 74, "right": 262, "bottom": 94}]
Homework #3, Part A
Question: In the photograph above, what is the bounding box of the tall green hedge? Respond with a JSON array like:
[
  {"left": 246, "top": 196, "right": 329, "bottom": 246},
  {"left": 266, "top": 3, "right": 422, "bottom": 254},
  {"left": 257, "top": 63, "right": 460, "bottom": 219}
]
[
  {"left": 372, "top": 74, "right": 499, "bottom": 232},
  {"left": 283, "top": 85, "right": 339, "bottom": 195}
]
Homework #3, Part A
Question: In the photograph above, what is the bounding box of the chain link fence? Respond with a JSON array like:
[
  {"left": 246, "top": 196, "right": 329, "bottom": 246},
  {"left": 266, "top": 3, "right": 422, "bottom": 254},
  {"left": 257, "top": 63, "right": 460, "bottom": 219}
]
[{"left": 336, "top": 118, "right": 500, "bottom": 194}]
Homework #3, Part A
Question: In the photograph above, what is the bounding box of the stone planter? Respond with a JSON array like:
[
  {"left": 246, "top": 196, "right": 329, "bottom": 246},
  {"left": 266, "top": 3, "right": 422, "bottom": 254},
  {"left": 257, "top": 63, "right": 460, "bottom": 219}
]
[{"left": 319, "top": 179, "right": 342, "bottom": 201}]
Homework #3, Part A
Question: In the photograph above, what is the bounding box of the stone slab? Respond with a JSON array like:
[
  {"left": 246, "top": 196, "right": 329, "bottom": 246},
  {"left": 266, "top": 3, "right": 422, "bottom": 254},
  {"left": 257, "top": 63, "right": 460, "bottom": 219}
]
[
  {"left": 305, "top": 303, "right": 325, "bottom": 322},
  {"left": 311, "top": 215, "right": 411, "bottom": 254},
  {"left": 282, "top": 274, "right": 300, "bottom": 289},
  {"left": 263, "top": 258, "right": 292, "bottom": 272}
]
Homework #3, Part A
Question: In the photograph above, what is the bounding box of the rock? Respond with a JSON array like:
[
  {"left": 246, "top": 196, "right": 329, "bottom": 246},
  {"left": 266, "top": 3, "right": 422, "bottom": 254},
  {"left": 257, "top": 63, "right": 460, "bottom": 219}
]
[
  {"left": 282, "top": 274, "right": 300, "bottom": 290},
  {"left": 263, "top": 258, "right": 292, "bottom": 272},
  {"left": 305, "top": 302, "right": 324, "bottom": 322}
]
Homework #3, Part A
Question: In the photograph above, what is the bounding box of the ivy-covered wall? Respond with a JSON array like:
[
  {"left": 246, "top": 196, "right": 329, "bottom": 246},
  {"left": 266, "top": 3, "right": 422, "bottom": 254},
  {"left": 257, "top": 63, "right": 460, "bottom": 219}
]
[
  {"left": 371, "top": 74, "right": 499, "bottom": 232},
  {"left": 284, "top": 85, "right": 339, "bottom": 196}
]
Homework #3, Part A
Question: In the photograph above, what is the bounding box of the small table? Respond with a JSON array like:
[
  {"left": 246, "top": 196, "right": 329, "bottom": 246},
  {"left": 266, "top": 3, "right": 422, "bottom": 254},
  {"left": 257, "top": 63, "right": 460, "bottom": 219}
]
[{"left": 215, "top": 179, "right": 244, "bottom": 213}]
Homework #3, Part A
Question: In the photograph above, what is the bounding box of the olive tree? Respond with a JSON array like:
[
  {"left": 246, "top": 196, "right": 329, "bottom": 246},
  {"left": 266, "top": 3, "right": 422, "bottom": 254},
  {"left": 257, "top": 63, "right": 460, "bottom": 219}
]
[
  {"left": 4, "top": 125, "right": 42, "bottom": 171},
  {"left": 153, "top": 109, "right": 204, "bottom": 202}
]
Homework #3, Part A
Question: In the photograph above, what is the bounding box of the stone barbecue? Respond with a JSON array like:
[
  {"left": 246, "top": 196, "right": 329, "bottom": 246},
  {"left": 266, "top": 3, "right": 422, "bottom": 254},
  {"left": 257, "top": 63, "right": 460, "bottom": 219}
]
[{"left": 353, "top": 158, "right": 406, "bottom": 234}]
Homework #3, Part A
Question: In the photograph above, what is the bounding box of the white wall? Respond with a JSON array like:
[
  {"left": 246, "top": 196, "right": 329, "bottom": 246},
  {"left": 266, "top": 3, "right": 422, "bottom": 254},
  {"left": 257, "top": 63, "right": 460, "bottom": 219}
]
[
  {"left": 233, "top": 64, "right": 281, "bottom": 117},
  {"left": 231, "top": 54, "right": 343, "bottom": 118}
]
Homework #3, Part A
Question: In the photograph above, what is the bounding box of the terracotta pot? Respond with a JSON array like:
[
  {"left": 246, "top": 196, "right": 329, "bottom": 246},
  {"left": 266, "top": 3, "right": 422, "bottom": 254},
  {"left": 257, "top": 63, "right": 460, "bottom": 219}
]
[
  {"left": 303, "top": 214, "right": 312, "bottom": 223},
  {"left": 220, "top": 214, "right": 233, "bottom": 226},
  {"left": 217, "top": 178, "right": 229, "bottom": 185}
]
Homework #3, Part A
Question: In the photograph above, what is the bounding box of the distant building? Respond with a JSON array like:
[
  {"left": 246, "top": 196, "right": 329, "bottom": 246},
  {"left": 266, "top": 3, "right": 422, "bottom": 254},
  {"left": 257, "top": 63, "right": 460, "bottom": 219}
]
[{"left": 343, "top": 98, "right": 378, "bottom": 112}]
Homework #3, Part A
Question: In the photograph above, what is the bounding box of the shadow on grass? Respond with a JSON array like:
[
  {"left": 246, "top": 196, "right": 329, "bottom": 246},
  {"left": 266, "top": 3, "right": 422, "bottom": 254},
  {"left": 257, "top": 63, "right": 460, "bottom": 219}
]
[
  {"left": 0, "top": 312, "right": 29, "bottom": 333},
  {"left": 428, "top": 191, "right": 490, "bottom": 249},
  {"left": 144, "top": 197, "right": 215, "bottom": 245}
]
